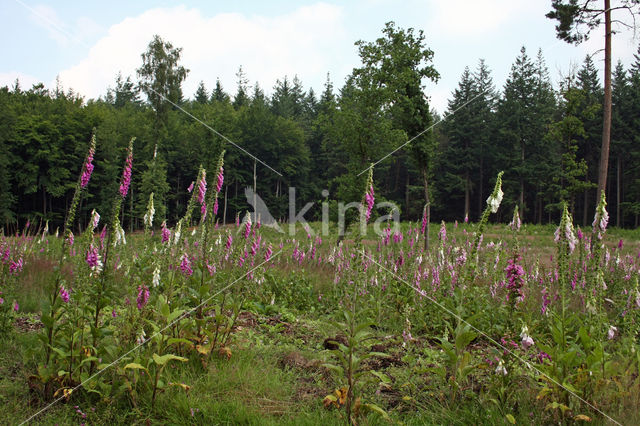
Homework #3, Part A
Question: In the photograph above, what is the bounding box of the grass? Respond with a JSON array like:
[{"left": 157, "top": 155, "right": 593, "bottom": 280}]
[{"left": 2, "top": 222, "right": 640, "bottom": 425}]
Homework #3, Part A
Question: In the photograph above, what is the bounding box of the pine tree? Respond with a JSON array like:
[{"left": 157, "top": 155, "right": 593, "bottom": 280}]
[
  {"left": 194, "top": 81, "right": 208, "bottom": 104},
  {"left": 441, "top": 67, "right": 478, "bottom": 220},
  {"left": 211, "top": 78, "right": 230, "bottom": 104},
  {"left": 233, "top": 66, "right": 250, "bottom": 109},
  {"left": 472, "top": 59, "right": 498, "bottom": 219},
  {"left": 496, "top": 47, "right": 537, "bottom": 220}
]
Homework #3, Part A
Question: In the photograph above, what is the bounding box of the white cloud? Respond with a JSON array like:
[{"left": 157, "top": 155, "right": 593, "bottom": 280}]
[{"left": 57, "top": 3, "right": 351, "bottom": 101}]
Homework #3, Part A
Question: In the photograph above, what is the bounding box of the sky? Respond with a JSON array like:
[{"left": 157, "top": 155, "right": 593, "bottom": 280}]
[{"left": 1, "top": 0, "right": 639, "bottom": 114}]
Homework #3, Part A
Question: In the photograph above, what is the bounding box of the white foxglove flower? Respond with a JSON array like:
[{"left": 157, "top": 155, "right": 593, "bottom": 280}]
[
  {"left": 114, "top": 222, "right": 126, "bottom": 246},
  {"left": 486, "top": 187, "right": 503, "bottom": 214},
  {"left": 90, "top": 209, "right": 100, "bottom": 231},
  {"left": 173, "top": 221, "right": 182, "bottom": 245},
  {"left": 607, "top": 325, "right": 617, "bottom": 340},
  {"left": 143, "top": 193, "right": 155, "bottom": 230},
  {"left": 521, "top": 335, "right": 534, "bottom": 349},
  {"left": 152, "top": 266, "right": 160, "bottom": 288},
  {"left": 495, "top": 360, "right": 507, "bottom": 376}
]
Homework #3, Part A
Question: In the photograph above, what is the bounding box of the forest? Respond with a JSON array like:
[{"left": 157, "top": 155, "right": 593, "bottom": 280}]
[{"left": 1, "top": 22, "right": 640, "bottom": 234}]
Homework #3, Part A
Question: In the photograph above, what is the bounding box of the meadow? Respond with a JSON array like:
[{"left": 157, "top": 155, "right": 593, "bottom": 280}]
[{"left": 2, "top": 144, "right": 640, "bottom": 426}]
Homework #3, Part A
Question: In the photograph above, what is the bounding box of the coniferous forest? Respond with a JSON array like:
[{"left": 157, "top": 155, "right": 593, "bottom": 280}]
[{"left": 2, "top": 24, "right": 640, "bottom": 233}]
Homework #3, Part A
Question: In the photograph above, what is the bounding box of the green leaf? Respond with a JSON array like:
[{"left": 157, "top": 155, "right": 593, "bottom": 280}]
[
  {"left": 506, "top": 414, "right": 516, "bottom": 424},
  {"left": 160, "top": 302, "right": 170, "bottom": 319},
  {"left": 361, "top": 402, "right": 390, "bottom": 419},
  {"left": 124, "top": 363, "right": 147, "bottom": 371},
  {"left": 152, "top": 353, "right": 188, "bottom": 366},
  {"left": 370, "top": 371, "right": 391, "bottom": 383},
  {"left": 168, "top": 309, "right": 186, "bottom": 323},
  {"left": 322, "top": 363, "right": 344, "bottom": 376}
]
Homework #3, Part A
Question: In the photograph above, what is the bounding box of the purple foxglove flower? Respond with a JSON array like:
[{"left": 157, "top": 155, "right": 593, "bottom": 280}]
[
  {"left": 59, "top": 286, "right": 70, "bottom": 303},
  {"left": 198, "top": 170, "right": 207, "bottom": 205},
  {"left": 119, "top": 147, "right": 133, "bottom": 198},
  {"left": 136, "top": 285, "right": 150, "bottom": 310},
  {"left": 161, "top": 221, "right": 171, "bottom": 243},
  {"left": 180, "top": 254, "right": 193, "bottom": 276},
  {"left": 216, "top": 166, "right": 224, "bottom": 193},
  {"left": 81, "top": 145, "right": 95, "bottom": 189}
]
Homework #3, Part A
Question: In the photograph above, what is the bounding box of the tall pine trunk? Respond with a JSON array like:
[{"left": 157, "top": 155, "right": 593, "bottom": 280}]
[
  {"left": 616, "top": 155, "right": 621, "bottom": 227},
  {"left": 597, "top": 0, "right": 612, "bottom": 199},
  {"left": 464, "top": 170, "right": 470, "bottom": 221}
]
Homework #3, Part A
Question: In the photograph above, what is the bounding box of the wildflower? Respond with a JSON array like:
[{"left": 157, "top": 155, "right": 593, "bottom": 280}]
[
  {"left": 420, "top": 206, "right": 428, "bottom": 235},
  {"left": 364, "top": 186, "right": 375, "bottom": 221},
  {"left": 520, "top": 326, "right": 534, "bottom": 349},
  {"left": 200, "top": 203, "right": 207, "bottom": 220},
  {"left": 225, "top": 233, "right": 233, "bottom": 251},
  {"left": 509, "top": 206, "right": 521, "bottom": 232},
  {"left": 464, "top": 213, "right": 469, "bottom": 224},
  {"left": 486, "top": 173, "right": 504, "bottom": 214},
  {"left": 251, "top": 236, "right": 261, "bottom": 256},
  {"left": 13, "top": 300, "right": 19, "bottom": 312},
  {"left": 59, "top": 286, "right": 70, "bottom": 303},
  {"left": 213, "top": 198, "right": 219, "bottom": 216},
  {"left": 362, "top": 166, "right": 375, "bottom": 224},
  {"left": 119, "top": 140, "right": 134, "bottom": 198},
  {"left": 244, "top": 213, "right": 252, "bottom": 240},
  {"left": 505, "top": 254, "right": 525, "bottom": 304},
  {"left": 136, "top": 329, "right": 146, "bottom": 345},
  {"left": 265, "top": 244, "right": 273, "bottom": 262},
  {"left": 113, "top": 222, "right": 126, "bottom": 246},
  {"left": 206, "top": 261, "right": 216, "bottom": 276},
  {"left": 86, "top": 245, "right": 100, "bottom": 268},
  {"left": 197, "top": 169, "right": 207, "bottom": 205},
  {"left": 80, "top": 134, "right": 96, "bottom": 188},
  {"left": 495, "top": 360, "right": 507, "bottom": 376},
  {"left": 592, "top": 190, "right": 608, "bottom": 240},
  {"left": 89, "top": 209, "right": 100, "bottom": 232},
  {"left": 143, "top": 193, "right": 155, "bottom": 229},
  {"left": 152, "top": 267, "right": 160, "bottom": 287},
  {"left": 9, "top": 258, "right": 23, "bottom": 274},
  {"left": 180, "top": 254, "right": 193, "bottom": 276},
  {"left": 555, "top": 203, "right": 577, "bottom": 253},
  {"left": 537, "top": 351, "right": 551, "bottom": 363},
  {"left": 173, "top": 221, "right": 182, "bottom": 245},
  {"left": 607, "top": 325, "right": 617, "bottom": 340},
  {"left": 161, "top": 221, "right": 171, "bottom": 243},
  {"left": 215, "top": 163, "right": 224, "bottom": 194},
  {"left": 541, "top": 287, "right": 550, "bottom": 315},
  {"left": 66, "top": 231, "right": 75, "bottom": 247},
  {"left": 137, "top": 285, "right": 150, "bottom": 310},
  {"left": 438, "top": 221, "right": 447, "bottom": 243}
]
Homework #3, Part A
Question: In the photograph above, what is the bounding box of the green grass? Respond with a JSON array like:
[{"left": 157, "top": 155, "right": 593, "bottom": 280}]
[{"left": 3, "top": 222, "right": 640, "bottom": 425}]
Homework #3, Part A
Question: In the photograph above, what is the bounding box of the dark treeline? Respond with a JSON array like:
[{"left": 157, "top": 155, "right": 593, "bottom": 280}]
[{"left": 2, "top": 25, "right": 640, "bottom": 233}]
